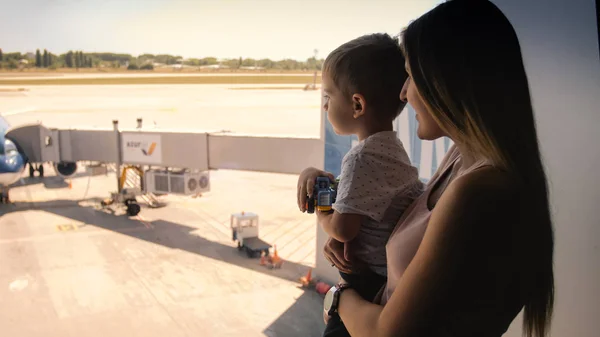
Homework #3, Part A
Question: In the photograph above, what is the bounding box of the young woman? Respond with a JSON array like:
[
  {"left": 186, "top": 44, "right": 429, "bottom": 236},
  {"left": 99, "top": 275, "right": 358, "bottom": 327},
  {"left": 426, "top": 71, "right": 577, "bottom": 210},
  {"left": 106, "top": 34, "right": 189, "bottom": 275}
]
[{"left": 317, "top": 1, "right": 554, "bottom": 336}]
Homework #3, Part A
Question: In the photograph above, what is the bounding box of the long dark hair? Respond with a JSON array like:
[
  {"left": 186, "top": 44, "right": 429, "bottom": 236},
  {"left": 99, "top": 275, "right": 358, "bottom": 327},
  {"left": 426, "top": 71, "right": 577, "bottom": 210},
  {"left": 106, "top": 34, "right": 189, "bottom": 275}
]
[{"left": 401, "top": 1, "right": 554, "bottom": 336}]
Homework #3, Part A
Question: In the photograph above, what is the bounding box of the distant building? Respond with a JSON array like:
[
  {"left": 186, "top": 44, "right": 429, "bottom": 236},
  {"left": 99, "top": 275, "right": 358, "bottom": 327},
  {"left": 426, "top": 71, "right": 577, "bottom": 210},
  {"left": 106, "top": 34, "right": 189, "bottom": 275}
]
[
  {"left": 18, "top": 59, "right": 29, "bottom": 69},
  {"left": 240, "top": 66, "right": 265, "bottom": 70},
  {"left": 199, "top": 64, "right": 229, "bottom": 69}
]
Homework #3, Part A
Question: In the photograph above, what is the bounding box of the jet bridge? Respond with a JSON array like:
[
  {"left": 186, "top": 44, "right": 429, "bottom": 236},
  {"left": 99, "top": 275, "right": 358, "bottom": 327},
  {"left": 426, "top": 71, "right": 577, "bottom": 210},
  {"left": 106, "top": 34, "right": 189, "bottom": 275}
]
[
  {"left": 6, "top": 118, "right": 323, "bottom": 215},
  {"left": 7, "top": 120, "right": 210, "bottom": 215},
  {"left": 7, "top": 122, "right": 209, "bottom": 170}
]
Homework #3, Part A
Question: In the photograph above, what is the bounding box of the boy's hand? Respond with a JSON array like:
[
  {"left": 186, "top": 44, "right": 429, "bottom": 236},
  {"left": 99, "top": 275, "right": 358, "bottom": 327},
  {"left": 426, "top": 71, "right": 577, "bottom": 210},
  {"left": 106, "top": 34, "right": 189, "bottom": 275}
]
[{"left": 297, "top": 167, "right": 335, "bottom": 212}]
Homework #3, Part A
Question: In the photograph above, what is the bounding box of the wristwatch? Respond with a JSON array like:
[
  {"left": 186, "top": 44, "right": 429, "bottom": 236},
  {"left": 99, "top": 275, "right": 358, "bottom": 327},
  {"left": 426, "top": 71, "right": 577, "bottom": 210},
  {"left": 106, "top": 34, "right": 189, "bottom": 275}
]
[{"left": 323, "top": 283, "right": 352, "bottom": 316}]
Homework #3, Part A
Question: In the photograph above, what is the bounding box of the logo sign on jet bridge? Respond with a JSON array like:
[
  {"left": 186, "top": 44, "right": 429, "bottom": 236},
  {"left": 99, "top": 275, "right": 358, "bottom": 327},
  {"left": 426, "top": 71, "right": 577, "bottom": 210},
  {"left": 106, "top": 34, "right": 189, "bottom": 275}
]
[{"left": 121, "top": 134, "right": 163, "bottom": 164}]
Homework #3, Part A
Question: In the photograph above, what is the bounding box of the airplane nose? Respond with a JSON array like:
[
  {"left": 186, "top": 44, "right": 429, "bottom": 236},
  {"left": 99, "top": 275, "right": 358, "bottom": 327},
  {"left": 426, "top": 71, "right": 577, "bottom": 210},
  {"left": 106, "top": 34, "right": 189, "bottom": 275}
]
[
  {"left": 0, "top": 153, "right": 25, "bottom": 172},
  {"left": 1, "top": 138, "right": 26, "bottom": 173},
  {"left": 0, "top": 153, "right": 25, "bottom": 186}
]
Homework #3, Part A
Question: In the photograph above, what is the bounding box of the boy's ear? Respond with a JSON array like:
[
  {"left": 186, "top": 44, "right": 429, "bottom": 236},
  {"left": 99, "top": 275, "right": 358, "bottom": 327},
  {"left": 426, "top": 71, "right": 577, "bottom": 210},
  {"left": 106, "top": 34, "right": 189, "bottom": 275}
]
[{"left": 351, "top": 94, "right": 367, "bottom": 118}]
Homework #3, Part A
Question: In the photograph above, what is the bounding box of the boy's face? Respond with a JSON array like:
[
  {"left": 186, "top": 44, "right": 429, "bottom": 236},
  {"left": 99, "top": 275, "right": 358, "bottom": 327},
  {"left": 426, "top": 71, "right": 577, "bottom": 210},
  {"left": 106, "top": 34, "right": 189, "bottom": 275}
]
[{"left": 322, "top": 72, "right": 360, "bottom": 136}]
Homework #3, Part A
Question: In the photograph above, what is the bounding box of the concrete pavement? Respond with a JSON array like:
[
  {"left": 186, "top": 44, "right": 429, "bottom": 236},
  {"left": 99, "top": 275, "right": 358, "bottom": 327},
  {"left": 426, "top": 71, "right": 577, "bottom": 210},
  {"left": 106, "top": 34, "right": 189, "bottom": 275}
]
[{"left": 0, "top": 166, "right": 325, "bottom": 337}]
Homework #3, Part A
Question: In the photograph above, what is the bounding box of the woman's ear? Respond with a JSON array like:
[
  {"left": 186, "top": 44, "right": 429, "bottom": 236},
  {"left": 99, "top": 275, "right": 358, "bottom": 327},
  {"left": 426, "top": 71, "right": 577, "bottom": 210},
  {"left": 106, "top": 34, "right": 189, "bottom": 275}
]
[{"left": 352, "top": 94, "right": 366, "bottom": 118}]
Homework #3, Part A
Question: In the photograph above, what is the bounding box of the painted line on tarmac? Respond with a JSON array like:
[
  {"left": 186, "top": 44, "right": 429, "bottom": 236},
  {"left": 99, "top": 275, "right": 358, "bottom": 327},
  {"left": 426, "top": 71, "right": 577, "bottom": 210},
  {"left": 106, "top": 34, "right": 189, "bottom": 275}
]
[
  {"left": 0, "top": 225, "right": 151, "bottom": 245},
  {"left": 56, "top": 224, "right": 79, "bottom": 231},
  {"left": 136, "top": 214, "right": 154, "bottom": 229},
  {"left": 2, "top": 107, "right": 37, "bottom": 116}
]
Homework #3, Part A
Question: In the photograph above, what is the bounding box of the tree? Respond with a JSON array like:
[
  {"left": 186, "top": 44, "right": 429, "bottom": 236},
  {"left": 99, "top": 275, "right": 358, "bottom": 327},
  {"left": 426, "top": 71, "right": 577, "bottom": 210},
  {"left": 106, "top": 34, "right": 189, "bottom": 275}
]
[
  {"left": 241, "top": 58, "right": 257, "bottom": 67},
  {"left": 238, "top": 57, "right": 242, "bottom": 69},
  {"left": 74, "top": 51, "right": 81, "bottom": 69},
  {"left": 43, "top": 49, "right": 49, "bottom": 67},
  {"left": 275, "top": 59, "right": 302, "bottom": 70},
  {"left": 257, "top": 58, "right": 274, "bottom": 68},
  {"left": 7, "top": 59, "right": 18, "bottom": 69},
  {"left": 65, "top": 51, "right": 74, "bottom": 68},
  {"left": 0, "top": 48, "right": 3, "bottom": 62},
  {"left": 200, "top": 57, "right": 218, "bottom": 65},
  {"left": 35, "top": 49, "right": 42, "bottom": 67},
  {"left": 222, "top": 58, "right": 240, "bottom": 68}
]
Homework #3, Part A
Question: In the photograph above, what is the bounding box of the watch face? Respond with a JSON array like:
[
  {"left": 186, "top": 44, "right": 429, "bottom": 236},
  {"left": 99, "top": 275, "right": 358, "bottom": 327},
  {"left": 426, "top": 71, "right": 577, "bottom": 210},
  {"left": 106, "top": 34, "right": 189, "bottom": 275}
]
[{"left": 323, "top": 286, "right": 336, "bottom": 311}]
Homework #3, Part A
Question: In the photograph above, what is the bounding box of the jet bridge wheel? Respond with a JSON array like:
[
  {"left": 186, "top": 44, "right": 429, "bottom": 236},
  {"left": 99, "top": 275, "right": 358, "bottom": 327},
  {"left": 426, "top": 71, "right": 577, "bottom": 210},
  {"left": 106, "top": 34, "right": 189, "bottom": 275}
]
[
  {"left": 126, "top": 202, "right": 141, "bottom": 216},
  {"left": 29, "top": 164, "right": 44, "bottom": 178},
  {"left": 124, "top": 199, "right": 141, "bottom": 216}
]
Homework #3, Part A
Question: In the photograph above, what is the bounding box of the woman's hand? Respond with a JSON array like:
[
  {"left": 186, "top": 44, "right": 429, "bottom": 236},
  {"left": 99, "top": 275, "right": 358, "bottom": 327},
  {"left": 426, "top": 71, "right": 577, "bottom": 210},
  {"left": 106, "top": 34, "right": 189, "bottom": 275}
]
[
  {"left": 297, "top": 167, "right": 335, "bottom": 212},
  {"left": 324, "top": 237, "right": 353, "bottom": 273}
]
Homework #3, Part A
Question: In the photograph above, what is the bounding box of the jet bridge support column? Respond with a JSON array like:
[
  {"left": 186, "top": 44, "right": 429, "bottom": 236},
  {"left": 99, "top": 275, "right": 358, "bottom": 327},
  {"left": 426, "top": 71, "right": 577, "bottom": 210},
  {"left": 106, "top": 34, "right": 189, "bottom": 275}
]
[{"left": 113, "top": 120, "right": 122, "bottom": 193}]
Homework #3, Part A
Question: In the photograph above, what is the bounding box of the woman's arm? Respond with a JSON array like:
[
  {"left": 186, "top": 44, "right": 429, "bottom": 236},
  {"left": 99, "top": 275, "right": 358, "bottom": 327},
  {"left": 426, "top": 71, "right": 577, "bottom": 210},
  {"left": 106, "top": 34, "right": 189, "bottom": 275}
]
[
  {"left": 337, "top": 169, "right": 515, "bottom": 337},
  {"left": 337, "top": 288, "right": 385, "bottom": 333}
]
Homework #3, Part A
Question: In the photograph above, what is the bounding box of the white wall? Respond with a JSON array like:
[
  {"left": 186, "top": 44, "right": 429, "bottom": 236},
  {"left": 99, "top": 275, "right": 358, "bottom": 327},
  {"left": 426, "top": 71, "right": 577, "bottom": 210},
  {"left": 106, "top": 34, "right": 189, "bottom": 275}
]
[{"left": 492, "top": 0, "right": 600, "bottom": 336}]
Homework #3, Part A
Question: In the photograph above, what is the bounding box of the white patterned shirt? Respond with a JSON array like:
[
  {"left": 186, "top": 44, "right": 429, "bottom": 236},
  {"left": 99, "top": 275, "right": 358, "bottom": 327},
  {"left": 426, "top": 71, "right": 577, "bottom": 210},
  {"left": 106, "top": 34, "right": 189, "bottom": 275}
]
[{"left": 333, "top": 131, "right": 423, "bottom": 277}]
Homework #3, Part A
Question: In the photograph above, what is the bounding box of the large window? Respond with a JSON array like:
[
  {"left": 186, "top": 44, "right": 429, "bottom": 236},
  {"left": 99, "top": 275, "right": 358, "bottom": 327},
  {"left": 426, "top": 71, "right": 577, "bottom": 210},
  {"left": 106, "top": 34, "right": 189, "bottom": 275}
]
[
  {"left": 395, "top": 106, "right": 453, "bottom": 181},
  {"left": 323, "top": 103, "right": 453, "bottom": 182}
]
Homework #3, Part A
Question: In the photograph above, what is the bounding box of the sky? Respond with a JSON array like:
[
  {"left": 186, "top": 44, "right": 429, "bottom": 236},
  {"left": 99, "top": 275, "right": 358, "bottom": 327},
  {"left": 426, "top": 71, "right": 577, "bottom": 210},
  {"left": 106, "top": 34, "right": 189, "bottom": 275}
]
[{"left": 0, "top": 0, "right": 441, "bottom": 61}]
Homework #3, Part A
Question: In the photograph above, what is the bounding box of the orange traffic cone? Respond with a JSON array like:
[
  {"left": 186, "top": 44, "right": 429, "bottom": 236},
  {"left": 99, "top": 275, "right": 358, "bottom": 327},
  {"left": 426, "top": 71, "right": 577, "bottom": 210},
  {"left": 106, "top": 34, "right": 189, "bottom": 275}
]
[
  {"left": 306, "top": 268, "right": 313, "bottom": 281},
  {"left": 300, "top": 268, "right": 313, "bottom": 287},
  {"left": 272, "top": 245, "right": 280, "bottom": 263},
  {"left": 68, "top": 179, "right": 72, "bottom": 189}
]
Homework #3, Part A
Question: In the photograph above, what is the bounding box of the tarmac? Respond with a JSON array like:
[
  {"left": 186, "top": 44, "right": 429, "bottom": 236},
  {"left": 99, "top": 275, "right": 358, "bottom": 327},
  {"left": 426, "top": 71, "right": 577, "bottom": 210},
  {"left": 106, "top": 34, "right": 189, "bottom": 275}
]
[{"left": 0, "top": 166, "right": 325, "bottom": 337}]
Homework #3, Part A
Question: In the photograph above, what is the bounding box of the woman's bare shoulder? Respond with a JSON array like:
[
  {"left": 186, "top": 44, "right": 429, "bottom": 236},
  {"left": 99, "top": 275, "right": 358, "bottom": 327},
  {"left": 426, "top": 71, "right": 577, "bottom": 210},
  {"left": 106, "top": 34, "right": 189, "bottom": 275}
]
[
  {"left": 436, "top": 166, "right": 519, "bottom": 224},
  {"left": 456, "top": 165, "right": 516, "bottom": 195}
]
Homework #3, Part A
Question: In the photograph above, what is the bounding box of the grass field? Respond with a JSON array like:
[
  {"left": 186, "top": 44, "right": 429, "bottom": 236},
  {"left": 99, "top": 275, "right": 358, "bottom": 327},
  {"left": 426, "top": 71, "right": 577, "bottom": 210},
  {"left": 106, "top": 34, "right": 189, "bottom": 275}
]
[{"left": 0, "top": 74, "right": 322, "bottom": 86}]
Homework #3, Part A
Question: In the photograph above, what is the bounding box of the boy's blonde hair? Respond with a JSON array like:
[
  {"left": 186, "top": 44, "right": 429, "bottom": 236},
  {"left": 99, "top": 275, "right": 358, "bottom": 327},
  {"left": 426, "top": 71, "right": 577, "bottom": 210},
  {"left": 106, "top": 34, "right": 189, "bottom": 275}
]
[{"left": 323, "top": 33, "right": 408, "bottom": 121}]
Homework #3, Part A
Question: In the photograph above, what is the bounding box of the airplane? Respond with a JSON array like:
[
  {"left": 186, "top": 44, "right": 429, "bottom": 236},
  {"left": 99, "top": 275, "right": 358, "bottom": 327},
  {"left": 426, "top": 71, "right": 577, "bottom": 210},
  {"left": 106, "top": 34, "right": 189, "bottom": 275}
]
[{"left": 0, "top": 114, "right": 27, "bottom": 203}]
